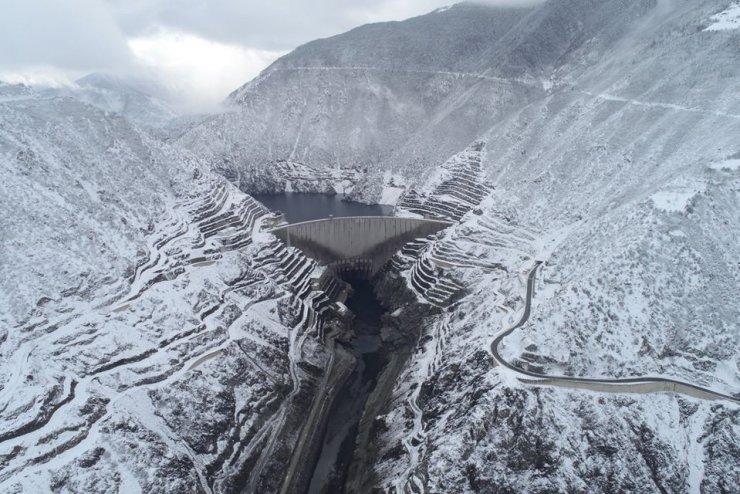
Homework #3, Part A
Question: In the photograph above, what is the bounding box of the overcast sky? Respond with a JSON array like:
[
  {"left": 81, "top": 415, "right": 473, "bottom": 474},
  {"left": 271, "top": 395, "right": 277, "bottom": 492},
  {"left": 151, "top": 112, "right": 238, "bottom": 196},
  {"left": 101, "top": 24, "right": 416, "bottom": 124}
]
[{"left": 0, "top": 1, "right": 537, "bottom": 111}]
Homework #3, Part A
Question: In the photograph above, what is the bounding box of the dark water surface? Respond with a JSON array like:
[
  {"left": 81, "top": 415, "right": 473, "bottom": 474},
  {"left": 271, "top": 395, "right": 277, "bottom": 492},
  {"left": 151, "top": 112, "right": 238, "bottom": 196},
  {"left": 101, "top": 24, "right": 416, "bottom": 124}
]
[
  {"left": 308, "top": 278, "right": 386, "bottom": 494},
  {"left": 252, "top": 192, "right": 393, "bottom": 223}
]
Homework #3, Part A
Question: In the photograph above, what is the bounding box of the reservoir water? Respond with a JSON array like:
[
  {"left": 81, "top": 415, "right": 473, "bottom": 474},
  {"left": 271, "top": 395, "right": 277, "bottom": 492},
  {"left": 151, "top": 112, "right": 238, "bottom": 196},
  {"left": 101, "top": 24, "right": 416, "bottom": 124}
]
[{"left": 252, "top": 192, "right": 393, "bottom": 223}]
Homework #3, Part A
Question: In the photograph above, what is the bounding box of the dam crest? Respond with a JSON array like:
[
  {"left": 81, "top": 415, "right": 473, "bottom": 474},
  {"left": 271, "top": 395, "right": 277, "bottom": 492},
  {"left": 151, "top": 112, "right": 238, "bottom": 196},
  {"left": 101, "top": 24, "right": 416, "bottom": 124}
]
[{"left": 270, "top": 216, "right": 452, "bottom": 276}]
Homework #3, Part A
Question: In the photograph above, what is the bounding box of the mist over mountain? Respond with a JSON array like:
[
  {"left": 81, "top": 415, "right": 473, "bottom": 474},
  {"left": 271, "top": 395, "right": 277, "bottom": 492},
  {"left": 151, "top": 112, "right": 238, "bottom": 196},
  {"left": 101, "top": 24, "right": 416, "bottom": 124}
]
[
  {"left": 178, "top": 0, "right": 666, "bottom": 197},
  {"left": 1, "top": 1, "right": 738, "bottom": 492}
]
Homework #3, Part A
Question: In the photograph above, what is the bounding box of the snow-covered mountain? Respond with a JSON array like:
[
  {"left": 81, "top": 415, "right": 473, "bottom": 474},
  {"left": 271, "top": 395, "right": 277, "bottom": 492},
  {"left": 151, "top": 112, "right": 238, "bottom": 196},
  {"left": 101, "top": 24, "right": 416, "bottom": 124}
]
[
  {"left": 0, "top": 88, "right": 340, "bottom": 492},
  {"left": 1, "top": 0, "right": 739, "bottom": 493},
  {"left": 177, "top": 0, "right": 666, "bottom": 199},
  {"left": 30, "top": 73, "right": 181, "bottom": 129},
  {"left": 74, "top": 73, "right": 180, "bottom": 127},
  {"left": 179, "top": 0, "right": 740, "bottom": 491}
]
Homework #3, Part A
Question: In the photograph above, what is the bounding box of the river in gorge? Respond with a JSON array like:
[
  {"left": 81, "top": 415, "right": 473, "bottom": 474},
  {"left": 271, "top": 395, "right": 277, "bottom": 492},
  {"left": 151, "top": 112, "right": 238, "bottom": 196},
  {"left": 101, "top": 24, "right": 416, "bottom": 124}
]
[
  {"left": 254, "top": 192, "right": 393, "bottom": 493},
  {"left": 307, "top": 276, "right": 387, "bottom": 493}
]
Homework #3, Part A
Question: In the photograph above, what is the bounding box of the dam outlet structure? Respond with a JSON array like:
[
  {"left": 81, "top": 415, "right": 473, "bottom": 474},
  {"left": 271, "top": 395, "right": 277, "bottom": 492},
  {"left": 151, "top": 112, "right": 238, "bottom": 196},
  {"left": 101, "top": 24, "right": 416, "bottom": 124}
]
[{"left": 270, "top": 216, "right": 452, "bottom": 278}]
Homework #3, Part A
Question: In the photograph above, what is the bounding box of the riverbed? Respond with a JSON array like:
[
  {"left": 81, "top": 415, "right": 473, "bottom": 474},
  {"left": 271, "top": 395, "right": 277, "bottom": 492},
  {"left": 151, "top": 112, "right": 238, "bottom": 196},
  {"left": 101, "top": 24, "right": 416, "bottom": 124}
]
[
  {"left": 308, "top": 277, "right": 387, "bottom": 493},
  {"left": 254, "top": 192, "right": 393, "bottom": 494}
]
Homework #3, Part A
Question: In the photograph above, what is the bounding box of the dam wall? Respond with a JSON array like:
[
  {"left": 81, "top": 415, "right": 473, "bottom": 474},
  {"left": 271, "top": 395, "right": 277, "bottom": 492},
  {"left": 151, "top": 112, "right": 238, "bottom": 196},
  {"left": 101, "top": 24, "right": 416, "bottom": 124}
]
[{"left": 271, "top": 216, "right": 452, "bottom": 275}]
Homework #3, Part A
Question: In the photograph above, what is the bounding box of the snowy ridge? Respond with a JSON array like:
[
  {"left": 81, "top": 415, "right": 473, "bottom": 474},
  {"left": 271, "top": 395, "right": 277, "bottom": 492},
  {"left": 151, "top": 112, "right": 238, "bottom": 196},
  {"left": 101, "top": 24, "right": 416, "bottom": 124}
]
[
  {"left": 0, "top": 171, "right": 277, "bottom": 490},
  {"left": 0, "top": 169, "right": 353, "bottom": 491},
  {"left": 3, "top": 0, "right": 740, "bottom": 491},
  {"left": 704, "top": 2, "right": 740, "bottom": 31},
  {"left": 373, "top": 186, "right": 739, "bottom": 491}
]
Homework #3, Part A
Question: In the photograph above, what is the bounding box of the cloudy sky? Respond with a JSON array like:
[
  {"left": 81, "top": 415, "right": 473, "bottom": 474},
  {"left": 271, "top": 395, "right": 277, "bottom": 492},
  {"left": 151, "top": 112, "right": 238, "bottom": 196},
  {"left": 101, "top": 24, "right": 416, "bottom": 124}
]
[{"left": 1, "top": 0, "right": 475, "bottom": 111}]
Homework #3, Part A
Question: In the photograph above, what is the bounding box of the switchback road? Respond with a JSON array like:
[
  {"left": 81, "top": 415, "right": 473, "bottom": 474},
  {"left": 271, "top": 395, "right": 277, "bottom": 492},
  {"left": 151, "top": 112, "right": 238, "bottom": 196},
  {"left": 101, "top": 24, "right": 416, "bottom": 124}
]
[{"left": 491, "top": 262, "right": 740, "bottom": 403}]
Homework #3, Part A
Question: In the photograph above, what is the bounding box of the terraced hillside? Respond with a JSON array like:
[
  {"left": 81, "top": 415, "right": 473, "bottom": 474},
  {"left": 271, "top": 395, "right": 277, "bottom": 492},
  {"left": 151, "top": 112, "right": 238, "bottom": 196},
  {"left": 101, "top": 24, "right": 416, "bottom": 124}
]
[
  {"left": 0, "top": 91, "right": 357, "bottom": 492},
  {"left": 2, "top": 0, "right": 740, "bottom": 492}
]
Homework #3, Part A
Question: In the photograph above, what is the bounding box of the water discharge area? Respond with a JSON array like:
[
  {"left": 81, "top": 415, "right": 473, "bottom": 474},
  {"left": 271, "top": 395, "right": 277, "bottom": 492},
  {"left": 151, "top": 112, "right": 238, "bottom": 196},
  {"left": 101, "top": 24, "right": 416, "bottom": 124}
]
[
  {"left": 308, "top": 276, "right": 386, "bottom": 493},
  {"left": 255, "top": 192, "right": 393, "bottom": 493}
]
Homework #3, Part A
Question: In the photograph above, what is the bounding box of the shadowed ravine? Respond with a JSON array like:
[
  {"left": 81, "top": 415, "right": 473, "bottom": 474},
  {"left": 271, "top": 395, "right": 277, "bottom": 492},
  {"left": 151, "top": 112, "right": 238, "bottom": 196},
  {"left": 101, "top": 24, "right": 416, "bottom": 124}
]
[
  {"left": 251, "top": 192, "right": 396, "bottom": 493},
  {"left": 308, "top": 277, "right": 387, "bottom": 494}
]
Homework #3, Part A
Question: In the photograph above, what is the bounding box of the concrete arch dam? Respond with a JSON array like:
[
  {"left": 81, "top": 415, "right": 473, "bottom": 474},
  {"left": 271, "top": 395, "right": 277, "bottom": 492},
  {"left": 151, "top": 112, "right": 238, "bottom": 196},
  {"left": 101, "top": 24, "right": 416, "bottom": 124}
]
[{"left": 271, "top": 216, "right": 452, "bottom": 275}]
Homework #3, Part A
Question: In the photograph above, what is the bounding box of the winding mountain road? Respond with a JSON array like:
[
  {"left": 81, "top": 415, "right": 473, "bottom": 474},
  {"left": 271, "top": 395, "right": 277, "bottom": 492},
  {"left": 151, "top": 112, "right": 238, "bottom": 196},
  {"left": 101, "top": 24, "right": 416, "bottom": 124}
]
[{"left": 491, "top": 262, "right": 740, "bottom": 403}]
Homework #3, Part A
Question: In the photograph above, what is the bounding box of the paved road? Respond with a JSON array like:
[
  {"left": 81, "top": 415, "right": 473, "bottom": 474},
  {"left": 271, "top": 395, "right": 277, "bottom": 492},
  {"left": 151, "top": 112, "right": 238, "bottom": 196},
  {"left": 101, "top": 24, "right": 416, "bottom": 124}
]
[{"left": 491, "top": 262, "right": 740, "bottom": 403}]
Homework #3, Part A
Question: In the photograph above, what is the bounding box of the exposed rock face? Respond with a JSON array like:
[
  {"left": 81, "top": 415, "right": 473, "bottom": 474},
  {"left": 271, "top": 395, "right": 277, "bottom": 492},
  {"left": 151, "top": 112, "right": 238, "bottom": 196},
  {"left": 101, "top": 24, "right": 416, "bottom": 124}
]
[{"left": 225, "top": 159, "right": 359, "bottom": 196}]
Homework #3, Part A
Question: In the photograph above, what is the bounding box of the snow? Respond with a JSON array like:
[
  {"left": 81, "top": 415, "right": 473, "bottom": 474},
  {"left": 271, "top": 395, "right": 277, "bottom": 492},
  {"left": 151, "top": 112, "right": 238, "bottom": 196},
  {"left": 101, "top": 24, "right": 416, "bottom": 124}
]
[
  {"left": 3, "top": 0, "right": 740, "bottom": 491},
  {"left": 704, "top": 2, "right": 740, "bottom": 31},
  {"left": 650, "top": 181, "right": 705, "bottom": 212},
  {"left": 709, "top": 158, "right": 740, "bottom": 170},
  {"left": 379, "top": 185, "right": 405, "bottom": 205},
  {"left": 650, "top": 190, "right": 698, "bottom": 211},
  {"left": 0, "top": 92, "right": 315, "bottom": 491},
  {"left": 531, "top": 221, "right": 580, "bottom": 262}
]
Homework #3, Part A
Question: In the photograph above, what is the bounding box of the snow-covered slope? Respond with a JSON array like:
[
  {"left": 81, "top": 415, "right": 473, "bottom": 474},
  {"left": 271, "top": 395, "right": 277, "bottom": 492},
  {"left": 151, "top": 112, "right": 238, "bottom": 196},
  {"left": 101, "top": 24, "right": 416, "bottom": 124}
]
[
  {"left": 0, "top": 90, "right": 346, "bottom": 492},
  {"left": 179, "top": 0, "right": 740, "bottom": 491},
  {"left": 37, "top": 73, "right": 180, "bottom": 129},
  {"left": 178, "top": 1, "right": 665, "bottom": 201},
  {"left": 176, "top": 3, "right": 541, "bottom": 195},
  {"left": 0, "top": 92, "right": 190, "bottom": 324},
  {"left": 2, "top": 0, "right": 739, "bottom": 492},
  {"left": 342, "top": 1, "right": 740, "bottom": 491}
]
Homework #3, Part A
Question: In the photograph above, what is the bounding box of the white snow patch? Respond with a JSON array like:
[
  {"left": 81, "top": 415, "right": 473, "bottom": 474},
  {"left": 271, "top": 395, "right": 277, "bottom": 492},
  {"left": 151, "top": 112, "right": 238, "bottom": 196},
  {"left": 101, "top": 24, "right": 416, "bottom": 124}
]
[
  {"left": 532, "top": 222, "right": 580, "bottom": 262},
  {"left": 379, "top": 186, "right": 405, "bottom": 205},
  {"left": 686, "top": 405, "right": 710, "bottom": 492},
  {"left": 704, "top": 2, "right": 740, "bottom": 31},
  {"left": 713, "top": 358, "right": 740, "bottom": 390},
  {"left": 709, "top": 158, "right": 740, "bottom": 170},
  {"left": 650, "top": 191, "right": 698, "bottom": 212},
  {"left": 650, "top": 181, "right": 705, "bottom": 212}
]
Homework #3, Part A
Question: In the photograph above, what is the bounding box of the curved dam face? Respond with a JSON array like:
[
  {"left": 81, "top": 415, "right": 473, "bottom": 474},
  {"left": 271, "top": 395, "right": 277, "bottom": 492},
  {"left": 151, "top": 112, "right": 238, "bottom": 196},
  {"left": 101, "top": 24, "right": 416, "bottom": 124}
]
[{"left": 271, "top": 216, "right": 452, "bottom": 275}]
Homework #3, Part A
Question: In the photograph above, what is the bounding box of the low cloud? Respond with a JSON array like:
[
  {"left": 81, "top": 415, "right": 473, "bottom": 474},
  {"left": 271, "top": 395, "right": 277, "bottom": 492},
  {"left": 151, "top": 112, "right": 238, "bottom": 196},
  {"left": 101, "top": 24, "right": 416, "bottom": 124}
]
[
  {"left": 1, "top": 0, "right": 545, "bottom": 109},
  {"left": 128, "top": 30, "right": 285, "bottom": 112},
  {"left": 0, "top": 0, "right": 132, "bottom": 72}
]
